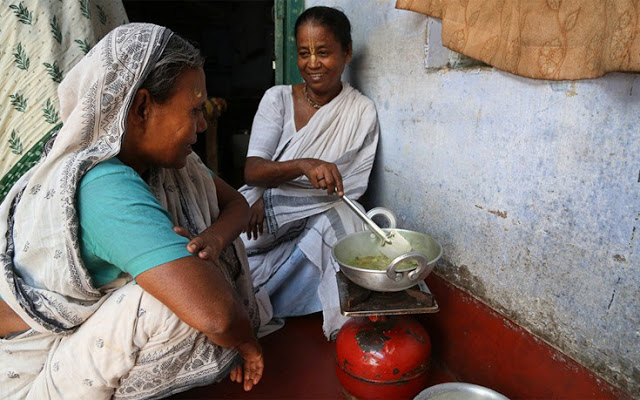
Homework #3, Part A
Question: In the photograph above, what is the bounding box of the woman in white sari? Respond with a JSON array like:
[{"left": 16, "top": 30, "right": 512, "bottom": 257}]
[
  {"left": 0, "top": 23, "right": 262, "bottom": 399},
  {"left": 239, "top": 6, "right": 380, "bottom": 339}
]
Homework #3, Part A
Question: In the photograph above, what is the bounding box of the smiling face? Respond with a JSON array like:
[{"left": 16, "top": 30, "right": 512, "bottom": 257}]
[
  {"left": 124, "top": 67, "right": 208, "bottom": 173},
  {"left": 296, "top": 22, "right": 352, "bottom": 98}
]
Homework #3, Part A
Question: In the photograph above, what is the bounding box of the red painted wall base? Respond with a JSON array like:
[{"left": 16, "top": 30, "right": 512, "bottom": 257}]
[{"left": 420, "top": 273, "right": 633, "bottom": 399}]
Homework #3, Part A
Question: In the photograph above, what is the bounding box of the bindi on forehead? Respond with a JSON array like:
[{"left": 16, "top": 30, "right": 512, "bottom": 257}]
[
  {"left": 306, "top": 25, "right": 317, "bottom": 52},
  {"left": 299, "top": 23, "right": 338, "bottom": 53}
]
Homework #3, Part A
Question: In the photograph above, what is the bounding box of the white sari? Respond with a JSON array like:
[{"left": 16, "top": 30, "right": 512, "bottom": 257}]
[
  {"left": 239, "top": 83, "right": 379, "bottom": 338},
  {"left": 0, "top": 23, "right": 258, "bottom": 399}
]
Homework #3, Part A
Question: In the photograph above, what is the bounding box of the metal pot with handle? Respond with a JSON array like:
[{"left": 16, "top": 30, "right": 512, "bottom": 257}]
[{"left": 332, "top": 208, "right": 443, "bottom": 292}]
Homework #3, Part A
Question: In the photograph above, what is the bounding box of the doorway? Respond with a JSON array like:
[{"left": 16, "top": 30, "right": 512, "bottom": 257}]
[{"left": 123, "top": 0, "right": 275, "bottom": 188}]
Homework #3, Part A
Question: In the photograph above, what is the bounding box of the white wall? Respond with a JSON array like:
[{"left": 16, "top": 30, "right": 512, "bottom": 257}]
[{"left": 307, "top": 0, "right": 640, "bottom": 395}]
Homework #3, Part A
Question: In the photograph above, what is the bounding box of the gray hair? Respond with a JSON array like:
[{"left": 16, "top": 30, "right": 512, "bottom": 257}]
[{"left": 141, "top": 33, "right": 205, "bottom": 103}]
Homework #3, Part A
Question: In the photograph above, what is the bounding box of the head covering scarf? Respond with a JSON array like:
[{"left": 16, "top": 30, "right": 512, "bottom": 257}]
[{"left": 0, "top": 23, "right": 228, "bottom": 335}]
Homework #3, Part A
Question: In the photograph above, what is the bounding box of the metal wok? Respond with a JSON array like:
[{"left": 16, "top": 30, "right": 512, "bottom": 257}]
[{"left": 332, "top": 224, "right": 442, "bottom": 292}]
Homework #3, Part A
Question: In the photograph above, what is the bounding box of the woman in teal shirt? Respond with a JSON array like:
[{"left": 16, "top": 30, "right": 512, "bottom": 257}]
[{"left": 0, "top": 23, "right": 262, "bottom": 399}]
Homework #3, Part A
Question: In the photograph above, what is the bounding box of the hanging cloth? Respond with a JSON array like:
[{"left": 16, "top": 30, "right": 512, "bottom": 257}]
[{"left": 396, "top": 0, "right": 640, "bottom": 80}]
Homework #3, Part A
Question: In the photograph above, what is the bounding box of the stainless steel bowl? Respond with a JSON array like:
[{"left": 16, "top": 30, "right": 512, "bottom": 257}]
[
  {"left": 414, "top": 382, "right": 510, "bottom": 400},
  {"left": 332, "top": 228, "right": 442, "bottom": 292}
]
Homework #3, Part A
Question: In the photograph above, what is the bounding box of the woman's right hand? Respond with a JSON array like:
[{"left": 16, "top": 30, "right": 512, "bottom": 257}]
[
  {"left": 229, "top": 338, "right": 264, "bottom": 391},
  {"left": 244, "top": 156, "right": 343, "bottom": 196},
  {"left": 245, "top": 197, "right": 265, "bottom": 240},
  {"left": 173, "top": 226, "right": 224, "bottom": 261},
  {"left": 300, "top": 158, "right": 344, "bottom": 196}
]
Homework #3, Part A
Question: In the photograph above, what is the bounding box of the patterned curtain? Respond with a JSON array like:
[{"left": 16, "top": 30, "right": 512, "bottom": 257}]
[
  {"left": 396, "top": 0, "right": 640, "bottom": 80},
  {"left": 0, "top": 0, "right": 129, "bottom": 202}
]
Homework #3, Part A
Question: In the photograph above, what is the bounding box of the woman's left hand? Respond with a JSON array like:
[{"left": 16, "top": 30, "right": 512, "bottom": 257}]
[
  {"left": 229, "top": 338, "right": 264, "bottom": 391},
  {"left": 244, "top": 198, "right": 265, "bottom": 240},
  {"left": 173, "top": 226, "right": 223, "bottom": 261}
]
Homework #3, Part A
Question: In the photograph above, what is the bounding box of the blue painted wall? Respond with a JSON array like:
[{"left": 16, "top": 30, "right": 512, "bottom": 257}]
[{"left": 307, "top": 0, "right": 640, "bottom": 395}]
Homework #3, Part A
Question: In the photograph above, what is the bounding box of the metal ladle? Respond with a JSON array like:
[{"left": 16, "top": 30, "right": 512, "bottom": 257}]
[{"left": 341, "top": 195, "right": 412, "bottom": 258}]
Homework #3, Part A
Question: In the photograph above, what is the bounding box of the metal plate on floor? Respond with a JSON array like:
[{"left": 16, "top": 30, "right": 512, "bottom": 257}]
[{"left": 337, "top": 271, "right": 439, "bottom": 317}]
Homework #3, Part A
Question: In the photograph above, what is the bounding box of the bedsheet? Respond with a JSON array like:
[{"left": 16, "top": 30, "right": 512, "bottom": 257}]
[{"left": 0, "top": 0, "right": 128, "bottom": 201}]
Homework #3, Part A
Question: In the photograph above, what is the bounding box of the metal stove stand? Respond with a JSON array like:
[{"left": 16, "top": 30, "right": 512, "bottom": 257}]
[{"left": 336, "top": 271, "right": 439, "bottom": 317}]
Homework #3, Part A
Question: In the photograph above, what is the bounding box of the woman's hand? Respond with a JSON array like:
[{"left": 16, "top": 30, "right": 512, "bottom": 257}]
[
  {"left": 244, "top": 198, "right": 265, "bottom": 240},
  {"left": 244, "top": 156, "right": 344, "bottom": 195},
  {"left": 300, "top": 159, "right": 344, "bottom": 195},
  {"left": 229, "top": 338, "right": 264, "bottom": 391},
  {"left": 136, "top": 258, "right": 263, "bottom": 387},
  {"left": 173, "top": 175, "right": 250, "bottom": 259},
  {"left": 173, "top": 226, "right": 224, "bottom": 261}
]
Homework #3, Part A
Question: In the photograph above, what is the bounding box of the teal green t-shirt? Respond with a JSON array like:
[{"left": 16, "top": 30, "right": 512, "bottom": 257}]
[{"left": 77, "top": 158, "right": 192, "bottom": 287}]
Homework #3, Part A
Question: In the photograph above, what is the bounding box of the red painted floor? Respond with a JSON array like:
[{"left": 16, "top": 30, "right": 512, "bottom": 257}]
[
  {"left": 169, "top": 313, "right": 344, "bottom": 399},
  {"left": 168, "top": 274, "right": 634, "bottom": 399},
  {"left": 169, "top": 313, "right": 454, "bottom": 400}
]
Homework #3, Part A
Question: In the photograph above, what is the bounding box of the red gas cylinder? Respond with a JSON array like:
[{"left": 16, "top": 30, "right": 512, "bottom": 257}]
[{"left": 335, "top": 315, "right": 432, "bottom": 400}]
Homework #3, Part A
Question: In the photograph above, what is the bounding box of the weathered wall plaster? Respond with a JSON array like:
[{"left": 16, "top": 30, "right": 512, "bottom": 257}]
[{"left": 307, "top": 0, "right": 640, "bottom": 395}]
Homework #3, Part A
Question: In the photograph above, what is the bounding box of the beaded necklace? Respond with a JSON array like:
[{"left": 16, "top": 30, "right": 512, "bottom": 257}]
[{"left": 303, "top": 83, "right": 323, "bottom": 109}]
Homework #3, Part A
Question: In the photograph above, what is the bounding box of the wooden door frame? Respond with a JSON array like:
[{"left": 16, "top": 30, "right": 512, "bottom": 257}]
[{"left": 274, "top": 0, "right": 304, "bottom": 85}]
